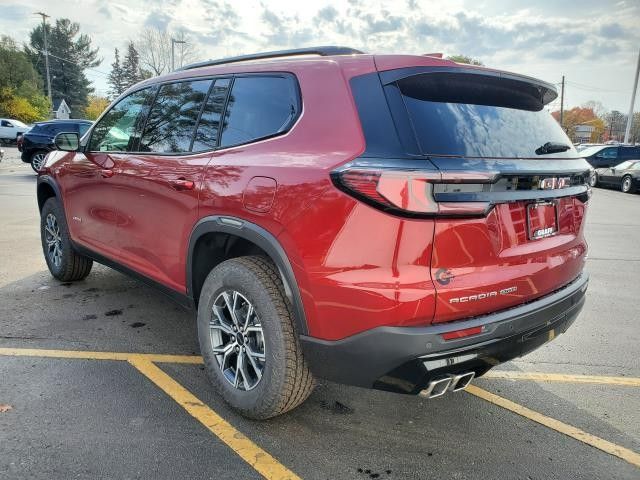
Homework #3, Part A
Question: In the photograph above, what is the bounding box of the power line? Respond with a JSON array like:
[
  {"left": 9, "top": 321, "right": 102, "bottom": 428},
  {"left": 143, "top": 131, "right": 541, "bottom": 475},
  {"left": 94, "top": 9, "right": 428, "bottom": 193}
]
[{"left": 33, "top": 48, "right": 109, "bottom": 76}]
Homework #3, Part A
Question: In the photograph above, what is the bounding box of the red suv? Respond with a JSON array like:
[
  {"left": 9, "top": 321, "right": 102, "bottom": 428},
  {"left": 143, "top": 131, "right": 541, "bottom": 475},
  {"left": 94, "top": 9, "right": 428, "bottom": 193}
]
[{"left": 37, "top": 47, "right": 590, "bottom": 419}]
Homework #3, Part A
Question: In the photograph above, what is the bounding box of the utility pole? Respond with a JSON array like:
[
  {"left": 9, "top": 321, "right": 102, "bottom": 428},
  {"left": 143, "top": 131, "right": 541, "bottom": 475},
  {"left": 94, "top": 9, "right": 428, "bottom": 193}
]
[
  {"left": 171, "top": 38, "right": 186, "bottom": 71},
  {"left": 35, "top": 12, "right": 52, "bottom": 105},
  {"left": 559, "top": 75, "right": 565, "bottom": 129},
  {"left": 623, "top": 48, "right": 640, "bottom": 144}
]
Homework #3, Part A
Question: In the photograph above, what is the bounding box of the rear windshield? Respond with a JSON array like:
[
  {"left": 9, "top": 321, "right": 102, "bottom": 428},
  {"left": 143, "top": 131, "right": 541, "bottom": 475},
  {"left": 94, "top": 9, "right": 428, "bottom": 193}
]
[{"left": 397, "top": 73, "right": 577, "bottom": 159}]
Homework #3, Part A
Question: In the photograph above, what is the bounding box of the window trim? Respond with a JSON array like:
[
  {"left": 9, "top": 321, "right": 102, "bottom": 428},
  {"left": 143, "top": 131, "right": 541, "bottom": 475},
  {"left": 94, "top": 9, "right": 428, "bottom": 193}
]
[{"left": 86, "top": 72, "right": 301, "bottom": 157}]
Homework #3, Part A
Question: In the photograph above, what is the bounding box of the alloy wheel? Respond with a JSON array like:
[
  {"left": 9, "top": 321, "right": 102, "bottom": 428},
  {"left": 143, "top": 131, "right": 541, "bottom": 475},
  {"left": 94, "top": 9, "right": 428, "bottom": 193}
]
[
  {"left": 622, "top": 176, "right": 631, "bottom": 193},
  {"left": 209, "top": 290, "right": 265, "bottom": 391},
  {"left": 44, "top": 213, "right": 63, "bottom": 268},
  {"left": 32, "top": 153, "right": 46, "bottom": 171}
]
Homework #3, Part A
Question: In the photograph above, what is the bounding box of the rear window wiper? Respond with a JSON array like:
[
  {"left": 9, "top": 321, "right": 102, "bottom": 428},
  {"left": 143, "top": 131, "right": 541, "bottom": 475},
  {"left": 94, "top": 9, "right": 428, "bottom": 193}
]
[{"left": 535, "top": 142, "right": 571, "bottom": 155}]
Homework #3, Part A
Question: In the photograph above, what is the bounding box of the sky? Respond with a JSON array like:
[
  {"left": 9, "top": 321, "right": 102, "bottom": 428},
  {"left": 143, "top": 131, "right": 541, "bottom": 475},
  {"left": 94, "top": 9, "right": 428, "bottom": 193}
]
[{"left": 1, "top": 0, "right": 639, "bottom": 112}]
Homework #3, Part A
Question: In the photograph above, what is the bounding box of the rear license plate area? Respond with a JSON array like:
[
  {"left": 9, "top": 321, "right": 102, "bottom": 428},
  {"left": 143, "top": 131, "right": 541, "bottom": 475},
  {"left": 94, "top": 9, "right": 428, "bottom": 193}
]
[{"left": 527, "top": 202, "right": 558, "bottom": 240}]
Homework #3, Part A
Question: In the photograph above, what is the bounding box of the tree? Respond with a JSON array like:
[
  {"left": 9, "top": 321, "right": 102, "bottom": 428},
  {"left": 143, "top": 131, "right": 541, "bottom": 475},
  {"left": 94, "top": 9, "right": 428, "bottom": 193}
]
[
  {"left": 25, "top": 18, "right": 101, "bottom": 117},
  {"left": 551, "top": 107, "right": 606, "bottom": 143},
  {"left": 0, "top": 36, "right": 50, "bottom": 122},
  {"left": 84, "top": 94, "right": 110, "bottom": 120},
  {"left": 446, "top": 54, "right": 484, "bottom": 66},
  {"left": 136, "top": 27, "right": 199, "bottom": 76},
  {"left": 605, "top": 110, "right": 627, "bottom": 142},
  {"left": 107, "top": 48, "right": 127, "bottom": 99},
  {"left": 122, "top": 42, "right": 150, "bottom": 89},
  {"left": 628, "top": 112, "right": 640, "bottom": 144}
]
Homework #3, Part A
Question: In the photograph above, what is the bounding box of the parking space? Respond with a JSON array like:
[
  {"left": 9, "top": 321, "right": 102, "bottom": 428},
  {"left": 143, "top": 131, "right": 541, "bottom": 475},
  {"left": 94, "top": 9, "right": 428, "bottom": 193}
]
[{"left": 1, "top": 147, "right": 639, "bottom": 479}]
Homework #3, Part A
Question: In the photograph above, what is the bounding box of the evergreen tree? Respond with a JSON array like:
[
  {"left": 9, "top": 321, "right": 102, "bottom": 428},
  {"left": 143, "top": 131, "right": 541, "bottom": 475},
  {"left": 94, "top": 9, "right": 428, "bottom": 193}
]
[
  {"left": 107, "top": 48, "right": 126, "bottom": 99},
  {"left": 25, "top": 18, "right": 101, "bottom": 117},
  {"left": 122, "top": 42, "right": 144, "bottom": 88}
]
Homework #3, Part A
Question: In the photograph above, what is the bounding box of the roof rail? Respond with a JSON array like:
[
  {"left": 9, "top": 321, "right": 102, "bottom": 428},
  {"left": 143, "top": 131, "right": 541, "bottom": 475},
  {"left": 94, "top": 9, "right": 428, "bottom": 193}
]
[{"left": 178, "top": 46, "right": 364, "bottom": 71}]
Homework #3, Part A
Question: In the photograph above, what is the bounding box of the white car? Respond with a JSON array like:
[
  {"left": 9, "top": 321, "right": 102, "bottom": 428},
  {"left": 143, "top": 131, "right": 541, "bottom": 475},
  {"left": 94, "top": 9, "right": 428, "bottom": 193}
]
[{"left": 0, "top": 118, "right": 30, "bottom": 143}]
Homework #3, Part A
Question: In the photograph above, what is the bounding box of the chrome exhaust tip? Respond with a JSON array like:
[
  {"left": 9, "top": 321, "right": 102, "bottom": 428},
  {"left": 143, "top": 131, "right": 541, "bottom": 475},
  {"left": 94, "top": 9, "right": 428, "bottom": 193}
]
[
  {"left": 449, "top": 371, "right": 475, "bottom": 392},
  {"left": 419, "top": 377, "right": 452, "bottom": 399}
]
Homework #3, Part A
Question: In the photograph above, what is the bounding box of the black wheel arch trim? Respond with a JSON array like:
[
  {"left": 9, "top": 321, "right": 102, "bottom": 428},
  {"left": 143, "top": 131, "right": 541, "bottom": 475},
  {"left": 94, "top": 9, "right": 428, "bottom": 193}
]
[
  {"left": 36, "top": 175, "right": 63, "bottom": 212},
  {"left": 187, "top": 215, "right": 309, "bottom": 335}
]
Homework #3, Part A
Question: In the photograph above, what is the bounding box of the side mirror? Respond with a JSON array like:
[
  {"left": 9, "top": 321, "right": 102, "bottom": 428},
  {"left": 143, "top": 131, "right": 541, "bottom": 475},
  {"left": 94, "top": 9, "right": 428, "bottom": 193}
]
[
  {"left": 611, "top": 168, "right": 616, "bottom": 173},
  {"left": 54, "top": 132, "right": 80, "bottom": 152}
]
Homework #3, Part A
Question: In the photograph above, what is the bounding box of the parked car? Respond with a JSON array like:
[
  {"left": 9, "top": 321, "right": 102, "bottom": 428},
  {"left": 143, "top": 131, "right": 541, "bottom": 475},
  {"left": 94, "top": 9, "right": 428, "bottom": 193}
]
[
  {"left": 581, "top": 144, "right": 640, "bottom": 170},
  {"left": 36, "top": 47, "right": 590, "bottom": 419},
  {"left": 593, "top": 160, "right": 640, "bottom": 193},
  {"left": 20, "top": 119, "right": 93, "bottom": 172},
  {"left": 0, "top": 118, "right": 30, "bottom": 144}
]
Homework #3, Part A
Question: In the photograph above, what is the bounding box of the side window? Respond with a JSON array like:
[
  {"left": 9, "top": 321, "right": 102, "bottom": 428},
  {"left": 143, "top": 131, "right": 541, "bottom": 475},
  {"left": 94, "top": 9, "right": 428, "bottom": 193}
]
[
  {"left": 88, "top": 87, "right": 155, "bottom": 152},
  {"left": 220, "top": 76, "right": 298, "bottom": 148},
  {"left": 192, "top": 78, "right": 231, "bottom": 152},
  {"left": 1, "top": 120, "right": 12, "bottom": 127},
  {"left": 601, "top": 148, "right": 618, "bottom": 159},
  {"left": 140, "top": 79, "right": 212, "bottom": 153}
]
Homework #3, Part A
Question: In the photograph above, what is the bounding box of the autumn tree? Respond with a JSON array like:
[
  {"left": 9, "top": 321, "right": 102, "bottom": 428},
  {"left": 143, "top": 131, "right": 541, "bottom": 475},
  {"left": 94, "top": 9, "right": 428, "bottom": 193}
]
[
  {"left": 551, "top": 107, "right": 605, "bottom": 142},
  {"left": 84, "top": 94, "right": 110, "bottom": 120},
  {"left": 0, "top": 36, "right": 50, "bottom": 122}
]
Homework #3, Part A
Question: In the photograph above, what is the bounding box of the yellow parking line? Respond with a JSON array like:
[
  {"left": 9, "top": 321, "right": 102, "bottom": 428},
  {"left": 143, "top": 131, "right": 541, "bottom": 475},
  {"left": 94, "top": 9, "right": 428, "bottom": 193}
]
[
  {"left": 128, "top": 357, "right": 300, "bottom": 480},
  {"left": 0, "top": 347, "right": 203, "bottom": 364},
  {"left": 467, "top": 385, "right": 640, "bottom": 468},
  {"left": 483, "top": 370, "right": 640, "bottom": 387}
]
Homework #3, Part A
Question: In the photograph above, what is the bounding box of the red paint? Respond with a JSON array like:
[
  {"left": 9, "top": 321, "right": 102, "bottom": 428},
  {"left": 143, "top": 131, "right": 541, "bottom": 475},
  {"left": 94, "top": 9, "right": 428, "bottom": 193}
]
[{"left": 441, "top": 326, "right": 484, "bottom": 341}]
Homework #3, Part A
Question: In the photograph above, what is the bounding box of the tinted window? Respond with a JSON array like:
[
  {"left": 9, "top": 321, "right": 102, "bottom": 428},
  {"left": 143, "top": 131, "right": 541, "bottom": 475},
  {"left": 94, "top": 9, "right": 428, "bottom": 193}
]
[
  {"left": 88, "top": 88, "right": 155, "bottom": 152},
  {"left": 192, "top": 78, "right": 230, "bottom": 152},
  {"left": 1, "top": 120, "right": 12, "bottom": 127},
  {"left": 140, "top": 80, "right": 212, "bottom": 153},
  {"left": 397, "top": 73, "right": 576, "bottom": 158},
  {"left": 220, "top": 76, "right": 298, "bottom": 148},
  {"left": 600, "top": 148, "right": 618, "bottom": 159}
]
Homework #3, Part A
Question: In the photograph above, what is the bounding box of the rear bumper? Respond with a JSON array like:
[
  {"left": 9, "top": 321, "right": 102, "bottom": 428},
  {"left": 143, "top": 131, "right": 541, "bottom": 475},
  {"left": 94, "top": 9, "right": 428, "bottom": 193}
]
[{"left": 300, "top": 272, "right": 588, "bottom": 394}]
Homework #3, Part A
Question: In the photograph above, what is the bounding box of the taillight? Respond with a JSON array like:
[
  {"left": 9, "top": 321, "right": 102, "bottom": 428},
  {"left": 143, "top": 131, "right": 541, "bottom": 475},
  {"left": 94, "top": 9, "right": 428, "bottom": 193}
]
[{"left": 332, "top": 165, "right": 494, "bottom": 218}]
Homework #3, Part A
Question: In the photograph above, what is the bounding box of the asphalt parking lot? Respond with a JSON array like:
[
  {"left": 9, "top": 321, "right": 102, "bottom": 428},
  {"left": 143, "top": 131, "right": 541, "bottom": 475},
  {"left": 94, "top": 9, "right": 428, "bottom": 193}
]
[{"left": 1, "top": 146, "right": 639, "bottom": 480}]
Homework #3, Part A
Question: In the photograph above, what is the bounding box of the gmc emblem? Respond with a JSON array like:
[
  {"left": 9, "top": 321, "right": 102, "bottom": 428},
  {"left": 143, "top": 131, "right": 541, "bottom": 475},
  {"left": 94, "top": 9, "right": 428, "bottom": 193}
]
[{"left": 539, "top": 177, "right": 570, "bottom": 190}]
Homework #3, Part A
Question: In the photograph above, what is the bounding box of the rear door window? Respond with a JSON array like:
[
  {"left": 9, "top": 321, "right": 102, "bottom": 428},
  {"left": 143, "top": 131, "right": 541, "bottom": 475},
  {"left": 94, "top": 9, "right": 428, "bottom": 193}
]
[
  {"left": 395, "top": 72, "right": 576, "bottom": 159},
  {"left": 220, "top": 76, "right": 298, "bottom": 148},
  {"left": 192, "top": 78, "right": 230, "bottom": 152},
  {"left": 140, "top": 79, "right": 212, "bottom": 153},
  {"left": 88, "top": 87, "right": 156, "bottom": 152}
]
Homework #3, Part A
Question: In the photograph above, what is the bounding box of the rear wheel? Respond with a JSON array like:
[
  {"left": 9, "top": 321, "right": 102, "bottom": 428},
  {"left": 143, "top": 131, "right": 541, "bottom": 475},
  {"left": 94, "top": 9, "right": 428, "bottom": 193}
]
[
  {"left": 30, "top": 150, "right": 48, "bottom": 172},
  {"left": 197, "top": 256, "right": 314, "bottom": 419},
  {"left": 40, "top": 197, "right": 93, "bottom": 281},
  {"left": 621, "top": 175, "right": 633, "bottom": 193}
]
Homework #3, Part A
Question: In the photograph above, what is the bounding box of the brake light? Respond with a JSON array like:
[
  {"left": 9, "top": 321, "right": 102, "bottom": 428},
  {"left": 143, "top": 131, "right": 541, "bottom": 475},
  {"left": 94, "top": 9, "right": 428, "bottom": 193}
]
[{"left": 332, "top": 167, "right": 492, "bottom": 217}]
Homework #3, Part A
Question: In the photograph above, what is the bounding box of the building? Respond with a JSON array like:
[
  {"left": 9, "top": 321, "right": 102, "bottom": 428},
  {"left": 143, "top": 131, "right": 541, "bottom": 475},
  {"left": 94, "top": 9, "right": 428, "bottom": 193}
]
[
  {"left": 52, "top": 99, "right": 71, "bottom": 120},
  {"left": 574, "top": 124, "right": 594, "bottom": 143}
]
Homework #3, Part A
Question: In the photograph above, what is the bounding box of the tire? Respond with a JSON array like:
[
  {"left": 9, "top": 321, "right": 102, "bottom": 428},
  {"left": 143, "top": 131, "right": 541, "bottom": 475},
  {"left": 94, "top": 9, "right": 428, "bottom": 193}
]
[
  {"left": 30, "top": 150, "right": 48, "bottom": 172},
  {"left": 589, "top": 172, "right": 598, "bottom": 187},
  {"left": 40, "top": 197, "right": 93, "bottom": 281},
  {"left": 197, "top": 255, "right": 314, "bottom": 419},
  {"left": 621, "top": 175, "right": 633, "bottom": 193}
]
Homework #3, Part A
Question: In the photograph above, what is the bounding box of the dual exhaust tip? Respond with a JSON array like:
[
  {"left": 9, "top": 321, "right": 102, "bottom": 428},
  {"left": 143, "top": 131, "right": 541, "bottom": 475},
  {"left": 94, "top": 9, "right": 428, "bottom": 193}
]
[{"left": 419, "top": 371, "right": 475, "bottom": 399}]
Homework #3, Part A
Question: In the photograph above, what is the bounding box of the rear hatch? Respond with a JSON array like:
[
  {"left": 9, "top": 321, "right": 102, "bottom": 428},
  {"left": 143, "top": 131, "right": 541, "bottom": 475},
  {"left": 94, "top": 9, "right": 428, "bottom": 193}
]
[{"left": 393, "top": 67, "right": 590, "bottom": 323}]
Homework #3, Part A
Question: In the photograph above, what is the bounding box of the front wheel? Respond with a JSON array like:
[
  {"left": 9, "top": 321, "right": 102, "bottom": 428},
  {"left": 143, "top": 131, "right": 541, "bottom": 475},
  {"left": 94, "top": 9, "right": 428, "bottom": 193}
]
[
  {"left": 197, "top": 256, "right": 314, "bottom": 419},
  {"left": 589, "top": 172, "right": 598, "bottom": 187},
  {"left": 621, "top": 175, "right": 633, "bottom": 193},
  {"left": 40, "top": 197, "right": 93, "bottom": 281}
]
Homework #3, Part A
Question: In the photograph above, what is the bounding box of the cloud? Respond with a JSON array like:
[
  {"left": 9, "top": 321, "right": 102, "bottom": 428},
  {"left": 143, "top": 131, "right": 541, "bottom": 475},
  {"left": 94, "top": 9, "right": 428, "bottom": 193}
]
[{"left": 144, "top": 10, "right": 172, "bottom": 30}]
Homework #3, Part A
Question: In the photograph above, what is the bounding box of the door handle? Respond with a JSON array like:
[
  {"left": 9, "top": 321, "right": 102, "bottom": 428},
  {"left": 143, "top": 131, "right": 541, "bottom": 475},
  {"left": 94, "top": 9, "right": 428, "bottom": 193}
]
[
  {"left": 100, "top": 169, "right": 114, "bottom": 178},
  {"left": 170, "top": 178, "right": 195, "bottom": 191}
]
